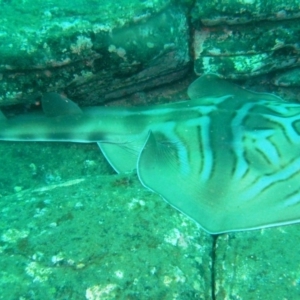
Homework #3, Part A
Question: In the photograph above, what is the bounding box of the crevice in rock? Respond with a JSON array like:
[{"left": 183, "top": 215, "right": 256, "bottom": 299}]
[{"left": 211, "top": 234, "right": 219, "bottom": 300}]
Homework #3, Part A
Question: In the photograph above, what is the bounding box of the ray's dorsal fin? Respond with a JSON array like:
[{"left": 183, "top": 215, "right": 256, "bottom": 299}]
[
  {"left": 0, "top": 110, "right": 7, "bottom": 121},
  {"left": 42, "top": 92, "right": 83, "bottom": 117},
  {"left": 188, "top": 74, "right": 237, "bottom": 100},
  {"left": 188, "top": 74, "right": 281, "bottom": 102}
]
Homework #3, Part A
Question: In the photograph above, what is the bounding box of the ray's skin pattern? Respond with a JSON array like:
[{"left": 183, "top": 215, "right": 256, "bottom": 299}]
[{"left": 1, "top": 74, "right": 300, "bottom": 234}]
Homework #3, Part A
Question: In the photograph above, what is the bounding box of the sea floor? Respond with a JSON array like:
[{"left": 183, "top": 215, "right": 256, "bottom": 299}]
[{"left": 0, "top": 142, "right": 212, "bottom": 299}]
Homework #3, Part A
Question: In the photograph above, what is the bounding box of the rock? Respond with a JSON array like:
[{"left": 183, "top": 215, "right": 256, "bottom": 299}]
[
  {"left": 0, "top": 1, "right": 190, "bottom": 106},
  {"left": 192, "top": 16, "right": 300, "bottom": 79},
  {"left": 0, "top": 141, "right": 213, "bottom": 298},
  {"left": 191, "top": 0, "right": 300, "bottom": 26},
  {"left": 273, "top": 67, "right": 300, "bottom": 86},
  {"left": 214, "top": 227, "right": 300, "bottom": 299},
  {"left": 2, "top": 0, "right": 300, "bottom": 106}
]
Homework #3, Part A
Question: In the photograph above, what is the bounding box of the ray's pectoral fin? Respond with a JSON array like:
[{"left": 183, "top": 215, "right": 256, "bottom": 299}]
[
  {"left": 137, "top": 131, "right": 215, "bottom": 232},
  {"left": 137, "top": 129, "right": 300, "bottom": 234}
]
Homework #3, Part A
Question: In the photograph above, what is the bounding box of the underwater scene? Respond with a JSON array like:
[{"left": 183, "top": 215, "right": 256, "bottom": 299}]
[{"left": 1, "top": 0, "right": 300, "bottom": 299}]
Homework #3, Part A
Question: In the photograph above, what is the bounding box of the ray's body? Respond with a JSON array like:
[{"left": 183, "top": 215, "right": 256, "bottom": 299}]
[{"left": 1, "top": 74, "right": 300, "bottom": 234}]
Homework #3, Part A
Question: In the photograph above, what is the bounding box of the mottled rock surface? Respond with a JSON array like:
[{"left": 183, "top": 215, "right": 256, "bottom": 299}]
[
  {"left": 214, "top": 227, "right": 300, "bottom": 300},
  {"left": 191, "top": 0, "right": 300, "bottom": 25},
  {"left": 0, "top": 141, "right": 212, "bottom": 299},
  {"left": 2, "top": 0, "right": 300, "bottom": 106},
  {"left": 273, "top": 68, "right": 300, "bottom": 87},
  {"left": 191, "top": 0, "right": 300, "bottom": 80},
  {"left": 193, "top": 20, "right": 300, "bottom": 79},
  {"left": 0, "top": 0, "right": 190, "bottom": 106}
]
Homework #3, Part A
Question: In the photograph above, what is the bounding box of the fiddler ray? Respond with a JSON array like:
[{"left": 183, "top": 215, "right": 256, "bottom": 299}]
[{"left": 1, "top": 74, "right": 300, "bottom": 234}]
